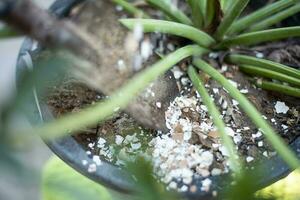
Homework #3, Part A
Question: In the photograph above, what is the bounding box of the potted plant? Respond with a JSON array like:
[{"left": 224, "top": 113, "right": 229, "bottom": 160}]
[{"left": 1, "top": 0, "right": 300, "bottom": 199}]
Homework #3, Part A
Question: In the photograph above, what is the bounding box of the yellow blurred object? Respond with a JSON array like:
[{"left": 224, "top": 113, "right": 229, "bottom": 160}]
[{"left": 257, "top": 170, "right": 300, "bottom": 200}]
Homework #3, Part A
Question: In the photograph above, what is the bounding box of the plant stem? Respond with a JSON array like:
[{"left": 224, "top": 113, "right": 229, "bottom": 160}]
[
  {"left": 145, "top": 0, "right": 193, "bottom": 25},
  {"left": 238, "top": 65, "right": 300, "bottom": 87},
  {"left": 120, "top": 19, "right": 215, "bottom": 47},
  {"left": 27, "top": 45, "right": 207, "bottom": 139},
  {"left": 214, "top": 0, "right": 250, "bottom": 40},
  {"left": 228, "top": 0, "right": 297, "bottom": 35},
  {"left": 219, "top": 26, "right": 300, "bottom": 48},
  {"left": 188, "top": 66, "right": 242, "bottom": 173},
  {"left": 249, "top": 3, "right": 300, "bottom": 32},
  {"left": 227, "top": 54, "right": 300, "bottom": 79},
  {"left": 112, "top": 0, "right": 150, "bottom": 18},
  {"left": 254, "top": 79, "right": 300, "bottom": 98},
  {"left": 193, "top": 59, "right": 300, "bottom": 170}
]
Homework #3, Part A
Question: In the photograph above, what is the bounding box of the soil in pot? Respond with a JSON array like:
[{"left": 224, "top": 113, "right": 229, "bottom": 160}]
[{"left": 44, "top": 0, "right": 300, "bottom": 196}]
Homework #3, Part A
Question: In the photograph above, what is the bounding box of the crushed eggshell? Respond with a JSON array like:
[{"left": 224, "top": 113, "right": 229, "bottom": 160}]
[{"left": 275, "top": 101, "right": 289, "bottom": 114}]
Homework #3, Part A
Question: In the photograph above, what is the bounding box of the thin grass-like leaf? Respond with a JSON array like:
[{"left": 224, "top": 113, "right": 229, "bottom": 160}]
[
  {"left": 219, "top": 26, "right": 300, "bottom": 48},
  {"left": 205, "top": 0, "right": 217, "bottom": 28},
  {"left": 193, "top": 58, "right": 300, "bottom": 169},
  {"left": 228, "top": 0, "right": 297, "bottom": 35},
  {"left": 253, "top": 79, "right": 300, "bottom": 98},
  {"left": 146, "top": 0, "right": 193, "bottom": 25},
  {"left": 188, "top": 66, "right": 242, "bottom": 173},
  {"left": 249, "top": 3, "right": 300, "bottom": 32},
  {"left": 227, "top": 54, "right": 300, "bottom": 79},
  {"left": 112, "top": 0, "right": 150, "bottom": 18},
  {"left": 214, "top": 0, "right": 250, "bottom": 40},
  {"left": 187, "top": 0, "right": 204, "bottom": 29},
  {"left": 221, "top": 0, "right": 235, "bottom": 13},
  {"left": 120, "top": 19, "right": 215, "bottom": 47},
  {"left": 25, "top": 45, "right": 207, "bottom": 139},
  {"left": 238, "top": 65, "right": 300, "bottom": 87}
]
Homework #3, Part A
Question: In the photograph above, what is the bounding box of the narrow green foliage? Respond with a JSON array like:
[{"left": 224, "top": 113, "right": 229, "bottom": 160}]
[
  {"left": 227, "top": 54, "right": 300, "bottom": 80},
  {"left": 205, "top": 0, "right": 218, "bottom": 28},
  {"left": 127, "top": 157, "right": 178, "bottom": 200},
  {"left": 229, "top": 0, "right": 297, "bottom": 35},
  {"left": 221, "top": 0, "right": 236, "bottom": 13},
  {"left": 27, "top": 45, "right": 206, "bottom": 139},
  {"left": 214, "top": 0, "right": 250, "bottom": 40},
  {"left": 239, "top": 65, "right": 300, "bottom": 87},
  {"left": 249, "top": 3, "right": 300, "bottom": 32},
  {"left": 120, "top": 19, "right": 215, "bottom": 47},
  {"left": 193, "top": 59, "right": 300, "bottom": 170},
  {"left": 0, "top": 26, "right": 20, "bottom": 38},
  {"left": 254, "top": 79, "right": 300, "bottom": 98},
  {"left": 188, "top": 66, "right": 242, "bottom": 173},
  {"left": 219, "top": 26, "right": 300, "bottom": 47},
  {"left": 42, "top": 157, "right": 112, "bottom": 200},
  {"left": 146, "top": 0, "right": 192, "bottom": 25},
  {"left": 187, "top": 0, "right": 204, "bottom": 29},
  {"left": 112, "top": 0, "right": 150, "bottom": 18},
  {"left": 188, "top": 0, "right": 218, "bottom": 29}
]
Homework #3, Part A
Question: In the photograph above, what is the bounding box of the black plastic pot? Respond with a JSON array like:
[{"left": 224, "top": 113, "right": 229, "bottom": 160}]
[{"left": 16, "top": 1, "right": 300, "bottom": 199}]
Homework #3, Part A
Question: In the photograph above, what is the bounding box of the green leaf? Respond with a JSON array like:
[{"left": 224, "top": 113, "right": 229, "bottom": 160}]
[
  {"left": 227, "top": 54, "right": 300, "bottom": 79},
  {"left": 126, "top": 157, "right": 178, "bottom": 200},
  {"left": 146, "top": 0, "right": 193, "bottom": 25},
  {"left": 253, "top": 79, "right": 300, "bottom": 98},
  {"left": 42, "top": 156, "right": 112, "bottom": 200},
  {"left": 112, "top": 0, "right": 150, "bottom": 18},
  {"left": 228, "top": 0, "right": 297, "bottom": 35},
  {"left": 188, "top": 66, "right": 242, "bottom": 173},
  {"left": 219, "top": 26, "right": 300, "bottom": 48},
  {"left": 221, "top": 0, "right": 236, "bottom": 13},
  {"left": 249, "top": 3, "right": 300, "bottom": 32},
  {"left": 120, "top": 19, "right": 215, "bottom": 47},
  {"left": 24, "top": 45, "right": 207, "bottom": 140},
  {"left": 0, "top": 26, "right": 21, "bottom": 38},
  {"left": 199, "top": 0, "right": 223, "bottom": 31},
  {"left": 238, "top": 65, "right": 300, "bottom": 87},
  {"left": 193, "top": 59, "right": 300, "bottom": 170},
  {"left": 205, "top": 0, "right": 217, "bottom": 27},
  {"left": 187, "top": 0, "right": 204, "bottom": 29},
  {"left": 214, "top": 0, "right": 250, "bottom": 40}
]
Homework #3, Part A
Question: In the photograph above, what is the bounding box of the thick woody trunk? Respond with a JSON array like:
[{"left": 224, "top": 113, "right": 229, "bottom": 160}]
[{"left": 0, "top": 0, "right": 179, "bottom": 131}]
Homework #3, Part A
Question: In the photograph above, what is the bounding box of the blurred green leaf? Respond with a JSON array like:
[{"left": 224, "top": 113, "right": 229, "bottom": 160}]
[
  {"left": 0, "top": 26, "right": 21, "bottom": 38},
  {"left": 42, "top": 156, "right": 112, "bottom": 200},
  {"left": 222, "top": 168, "right": 274, "bottom": 200},
  {"left": 126, "top": 157, "right": 179, "bottom": 200},
  {"left": 257, "top": 170, "right": 300, "bottom": 200}
]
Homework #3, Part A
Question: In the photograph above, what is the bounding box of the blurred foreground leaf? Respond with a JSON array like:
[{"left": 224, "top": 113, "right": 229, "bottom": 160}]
[
  {"left": 257, "top": 170, "right": 300, "bottom": 200},
  {"left": 0, "top": 26, "right": 21, "bottom": 38},
  {"left": 126, "top": 157, "right": 179, "bottom": 200},
  {"left": 42, "top": 156, "right": 112, "bottom": 200}
]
